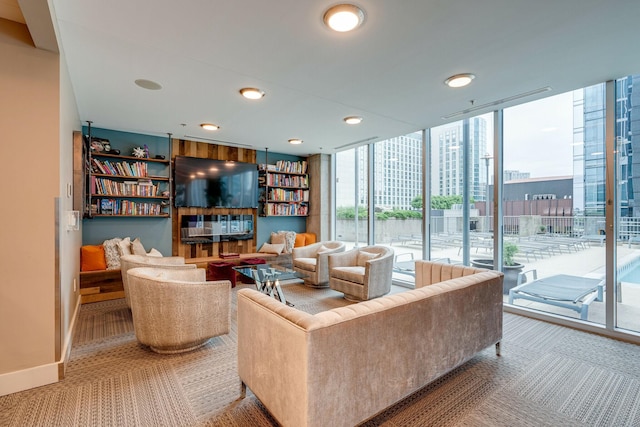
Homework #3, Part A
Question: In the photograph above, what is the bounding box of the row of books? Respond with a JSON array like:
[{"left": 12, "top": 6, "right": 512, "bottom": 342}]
[
  {"left": 265, "top": 188, "right": 309, "bottom": 202},
  {"left": 262, "top": 203, "right": 309, "bottom": 216},
  {"left": 275, "top": 160, "right": 307, "bottom": 174},
  {"left": 94, "top": 198, "right": 165, "bottom": 216},
  {"left": 259, "top": 174, "right": 309, "bottom": 188},
  {"left": 92, "top": 177, "right": 160, "bottom": 197},
  {"left": 259, "top": 160, "right": 308, "bottom": 174},
  {"left": 92, "top": 158, "right": 148, "bottom": 177}
]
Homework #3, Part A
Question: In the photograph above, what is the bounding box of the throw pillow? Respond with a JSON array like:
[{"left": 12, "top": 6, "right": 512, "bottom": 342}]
[
  {"left": 259, "top": 242, "right": 285, "bottom": 254},
  {"left": 117, "top": 237, "right": 132, "bottom": 256},
  {"left": 357, "top": 250, "right": 379, "bottom": 267},
  {"left": 102, "top": 237, "right": 123, "bottom": 270},
  {"left": 131, "top": 238, "right": 146, "bottom": 256},
  {"left": 271, "top": 232, "right": 286, "bottom": 246},
  {"left": 277, "top": 230, "right": 296, "bottom": 254},
  {"left": 81, "top": 245, "right": 107, "bottom": 271},
  {"left": 147, "top": 248, "right": 163, "bottom": 257},
  {"left": 294, "top": 233, "right": 306, "bottom": 248}
]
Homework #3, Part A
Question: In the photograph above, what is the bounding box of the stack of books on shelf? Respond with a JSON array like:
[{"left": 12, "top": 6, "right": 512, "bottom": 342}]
[
  {"left": 267, "top": 188, "right": 309, "bottom": 202},
  {"left": 263, "top": 203, "right": 308, "bottom": 216},
  {"left": 94, "top": 198, "right": 165, "bottom": 216},
  {"left": 262, "top": 174, "right": 308, "bottom": 188},
  {"left": 274, "top": 160, "right": 307, "bottom": 174},
  {"left": 91, "top": 158, "right": 148, "bottom": 177},
  {"left": 92, "top": 177, "right": 159, "bottom": 197}
]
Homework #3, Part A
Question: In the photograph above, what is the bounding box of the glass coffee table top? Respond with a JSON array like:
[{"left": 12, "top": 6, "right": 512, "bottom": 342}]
[
  {"left": 233, "top": 264, "right": 302, "bottom": 306},
  {"left": 233, "top": 264, "right": 301, "bottom": 282}
]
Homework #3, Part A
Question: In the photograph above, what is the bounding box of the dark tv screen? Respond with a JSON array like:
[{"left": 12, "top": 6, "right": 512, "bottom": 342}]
[{"left": 174, "top": 156, "right": 258, "bottom": 208}]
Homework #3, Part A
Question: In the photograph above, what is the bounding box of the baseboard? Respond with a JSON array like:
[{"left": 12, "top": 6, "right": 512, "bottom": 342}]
[{"left": 0, "top": 294, "right": 81, "bottom": 396}]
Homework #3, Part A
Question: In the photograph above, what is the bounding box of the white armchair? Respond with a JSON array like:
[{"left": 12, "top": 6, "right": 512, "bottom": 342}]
[
  {"left": 328, "top": 245, "right": 394, "bottom": 301},
  {"left": 120, "top": 254, "right": 195, "bottom": 307},
  {"left": 126, "top": 267, "right": 231, "bottom": 354},
  {"left": 292, "top": 241, "right": 346, "bottom": 287}
]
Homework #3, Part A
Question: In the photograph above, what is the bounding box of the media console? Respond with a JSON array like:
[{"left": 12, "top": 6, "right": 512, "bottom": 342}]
[{"left": 180, "top": 214, "right": 254, "bottom": 244}]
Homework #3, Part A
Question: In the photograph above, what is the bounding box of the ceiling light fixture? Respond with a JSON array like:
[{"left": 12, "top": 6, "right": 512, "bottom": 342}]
[
  {"left": 323, "top": 4, "right": 365, "bottom": 32},
  {"left": 288, "top": 138, "right": 303, "bottom": 145},
  {"left": 343, "top": 116, "right": 363, "bottom": 125},
  {"left": 240, "top": 87, "right": 265, "bottom": 100},
  {"left": 200, "top": 123, "right": 219, "bottom": 131},
  {"left": 444, "top": 73, "right": 476, "bottom": 88}
]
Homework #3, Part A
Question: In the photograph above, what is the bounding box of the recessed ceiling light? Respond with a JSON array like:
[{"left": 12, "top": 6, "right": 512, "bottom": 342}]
[
  {"left": 288, "top": 138, "right": 303, "bottom": 145},
  {"left": 444, "top": 73, "right": 476, "bottom": 88},
  {"left": 344, "top": 116, "right": 363, "bottom": 125},
  {"left": 240, "top": 87, "right": 265, "bottom": 100},
  {"left": 134, "top": 79, "right": 162, "bottom": 90},
  {"left": 200, "top": 123, "right": 219, "bottom": 131},
  {"left": 323, "top": 4, "right": 365, "bottom": 32}
]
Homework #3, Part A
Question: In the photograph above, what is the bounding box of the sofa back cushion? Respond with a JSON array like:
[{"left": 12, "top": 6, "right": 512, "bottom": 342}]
[
  {"left": 414, "top": 260, "right": 486, "bottom": 288},
  {"left": 81, "top": 245, "right": 107, "bottom": 271}
]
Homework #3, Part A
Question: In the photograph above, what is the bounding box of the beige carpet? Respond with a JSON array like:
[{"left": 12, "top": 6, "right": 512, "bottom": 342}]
[{"left": 2, "top": 283, "right": 640, "bottom": 426}]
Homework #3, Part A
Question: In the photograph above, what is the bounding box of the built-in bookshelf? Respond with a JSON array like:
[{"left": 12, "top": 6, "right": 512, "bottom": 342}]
[
  {"left": 84, "top": 132, "right": 171, "bottom": 218},
  {"left": 258, "top": 160, "right": 309, "bottom": 217}
]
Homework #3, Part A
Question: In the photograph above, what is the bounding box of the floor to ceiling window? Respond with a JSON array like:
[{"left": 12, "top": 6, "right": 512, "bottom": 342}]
[
  {"left": 502, "top": 89, "right": 607, "bottom": 324},
  {"left": 371, "top": 132, "right": 423, "bottom": 286},
  {"left": 335, "top": 146, "right": 368, "bottom": 250},
  {"left": 332, "top": 78, "right": 640, "bottom": 341}
]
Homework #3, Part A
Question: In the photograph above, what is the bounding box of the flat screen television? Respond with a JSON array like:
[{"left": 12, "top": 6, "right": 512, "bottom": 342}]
[{"left": 173, "top": 156, "right": 258, "bottom": 208}]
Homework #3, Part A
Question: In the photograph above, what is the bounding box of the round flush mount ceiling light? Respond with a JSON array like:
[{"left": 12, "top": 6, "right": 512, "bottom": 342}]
[
  {"left": 200, "top": 123, "right": 219, "bottom": 131},
  {"left": 239, "top": 87, "right": 265, "bottom": 100},
  {"left": 288, "top": 138, "right": 303, "bottom": 145},
  {"left": 444, "top": 73, "right": 476, "bottom": 88},
  {"left": 134, "top": 79, "right": 162, "bottom": 90},
  {"left": 323, "top": 4, "right": 365, "bottom": 32},
  {"left": 343, "top": 116, "right": 363, "bottom": 125}
]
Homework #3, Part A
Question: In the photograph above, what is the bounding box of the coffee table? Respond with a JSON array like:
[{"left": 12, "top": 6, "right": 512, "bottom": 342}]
[{"left": 233, "top": 264, "right": 302, "bottom": 306}]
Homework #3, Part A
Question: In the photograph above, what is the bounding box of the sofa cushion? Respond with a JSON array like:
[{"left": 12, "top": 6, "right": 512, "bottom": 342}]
[
  {"left": 277, "top": 230, "right": 296, "bottom": 254},
  {"left": 147, "top": 248, "right": 163, "bottom": 257},
  {"left": 117, "top": 237, "right": 132, "bottom": 256},
  {"left": 331, "top": 266, "right": 365, "bottom": 284},
  {"left": 357, "top": 251, "right": 379, "bottom": 267},
  {"left": 293, "top": 257, "right": 317, "bottom": 272},
  {"left": 81, "top": 245, "right": 107, "bottom": 272},
  {"left": 131, "top": 237, "right": 146, "bottom": 256},
  {"left": 259, "top": 242, "right": 285, "bottom": 254}
]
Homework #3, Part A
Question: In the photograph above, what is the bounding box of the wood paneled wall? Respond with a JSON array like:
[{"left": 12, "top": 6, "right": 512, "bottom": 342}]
[{"left": 171, "top": 139, "right": 257, "bottom": 259}]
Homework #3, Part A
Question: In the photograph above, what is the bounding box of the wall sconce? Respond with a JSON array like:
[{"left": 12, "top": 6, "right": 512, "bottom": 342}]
[{"left": 66, "top": 210, "right": 80, "bottom": 231}]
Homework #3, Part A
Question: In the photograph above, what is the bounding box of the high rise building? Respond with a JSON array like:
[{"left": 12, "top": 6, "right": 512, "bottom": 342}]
[
  {"left": 434, "top": 117, "right": 487, "bottom": 201},
  {"left": 575, "top": 75, "right": 639, "bottom": 217}
]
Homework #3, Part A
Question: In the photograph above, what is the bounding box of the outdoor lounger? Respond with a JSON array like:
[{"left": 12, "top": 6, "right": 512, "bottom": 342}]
[{"left": 508, "top": 273, "right": 604, "bottom": 320}]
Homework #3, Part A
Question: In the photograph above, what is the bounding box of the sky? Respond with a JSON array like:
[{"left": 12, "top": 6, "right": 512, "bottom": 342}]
[{"left": 499, "top": 91, "right": 575, "bottom": 178}]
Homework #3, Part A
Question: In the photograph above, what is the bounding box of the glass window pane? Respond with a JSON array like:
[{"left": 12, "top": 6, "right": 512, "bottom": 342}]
[
  {"left": 335, "top": 146, "right": 368, "bottom": 250},
  {"left": 504, "top": 89, "right": 606, "bottom": 324}
]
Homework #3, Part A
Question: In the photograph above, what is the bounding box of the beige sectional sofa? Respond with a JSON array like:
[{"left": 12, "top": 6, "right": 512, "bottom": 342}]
[{"left": 237, "top": 260, "right": 504, "bottom": 427}]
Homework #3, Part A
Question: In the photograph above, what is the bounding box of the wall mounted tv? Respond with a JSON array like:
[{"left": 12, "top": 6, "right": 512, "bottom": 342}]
[{"left": 174, "top": 156, "right": 258, "bottom": 208}]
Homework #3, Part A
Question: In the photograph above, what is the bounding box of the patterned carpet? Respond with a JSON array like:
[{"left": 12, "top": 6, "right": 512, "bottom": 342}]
[{"left": 2, "top": 282, "right": 640, "bottom": 426}]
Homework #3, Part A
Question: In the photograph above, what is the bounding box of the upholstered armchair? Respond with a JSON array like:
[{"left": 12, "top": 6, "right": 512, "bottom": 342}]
[
  {"left": 126, "top": 266, "right": 231, "bottom": 354},
  {"left": 292, "top": 241, "right": 346, "bottom": 287},
  {"left": 328, "top": 245, "right": 394, "bottom": 301},
  {"left": 120, "top": 254, "right": 195, "bottom": 307}
]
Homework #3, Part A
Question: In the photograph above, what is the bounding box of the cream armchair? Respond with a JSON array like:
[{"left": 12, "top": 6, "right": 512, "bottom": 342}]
[
  {"left": 292, "top": 241, "right": 346, "bottom": 287},
  {"left": 328, "top": 245, "right": 394, "bottom": 301},
  {"left": 126, "top": 267, "right": 231, "bottom": 354},
  {"left": 120, "top": 254, "right": 195, "bottom": 307}
]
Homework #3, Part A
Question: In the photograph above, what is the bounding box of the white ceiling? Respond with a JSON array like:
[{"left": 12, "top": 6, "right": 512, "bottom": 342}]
[{"left": 8, "top": 0, "right": 640, "bottom": 156}]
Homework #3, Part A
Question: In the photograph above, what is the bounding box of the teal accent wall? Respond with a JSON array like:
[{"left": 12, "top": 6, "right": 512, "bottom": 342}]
[{"left": 81, "top": 127, "right": 173, "bottom": 255}]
